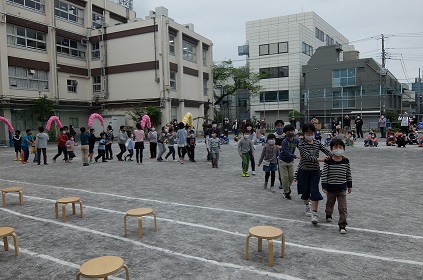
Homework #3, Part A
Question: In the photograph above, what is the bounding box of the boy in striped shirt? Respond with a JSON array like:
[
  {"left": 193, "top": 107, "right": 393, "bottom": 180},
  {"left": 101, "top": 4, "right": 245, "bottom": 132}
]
[{"left": 321, "top": 139, "right": 352, "bottom": 234}]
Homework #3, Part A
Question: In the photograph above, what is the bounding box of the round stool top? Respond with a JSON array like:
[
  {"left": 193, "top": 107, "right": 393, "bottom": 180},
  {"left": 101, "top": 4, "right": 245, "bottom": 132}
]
[
  {"left": 1, "top": 187, "right": 22, "bottom": 192},
  {"left": 56, "top": 197, "right": 80, "bottom": 203},
  {"left": 80, "top": 256, "right": 124, "bottom": 277},
  {"left": 249, "top": 226, "right": 282, "bottom": 239},
  {"left": 0, "top": 227, "right": 15, "bottom": 237},
  {"left": 126, "top": 208, "right": 154, "bottom": 216}
]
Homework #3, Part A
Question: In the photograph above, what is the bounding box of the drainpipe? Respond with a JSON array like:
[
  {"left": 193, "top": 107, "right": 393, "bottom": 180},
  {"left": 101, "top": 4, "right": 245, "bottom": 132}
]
[{"left": 153, "top": 13, "right": 158, "bottom": 84}]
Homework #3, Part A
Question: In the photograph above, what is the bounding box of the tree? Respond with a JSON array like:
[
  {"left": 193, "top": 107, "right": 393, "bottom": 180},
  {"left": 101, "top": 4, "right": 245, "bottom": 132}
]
[
  {"left": 127, "top": 106, "right": 162, "bottom": 126},
  {"left": 213, "top": 60, "right": 263, "bottom": 106},
  {"left": 32, "top": 96, "right": 54, "bottom": 124}
]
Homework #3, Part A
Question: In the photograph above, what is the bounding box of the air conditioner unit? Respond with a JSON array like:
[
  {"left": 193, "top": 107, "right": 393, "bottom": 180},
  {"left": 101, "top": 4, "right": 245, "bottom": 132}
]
[{"left": 80, "top": 37, "right": 88, "bottom": 45}]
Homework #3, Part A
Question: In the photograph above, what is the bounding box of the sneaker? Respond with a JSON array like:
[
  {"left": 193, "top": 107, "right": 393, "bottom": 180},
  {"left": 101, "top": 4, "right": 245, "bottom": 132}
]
[
  {"left": 102, "top": 160, "right": 108, "bottom": 162},
  {"left": 83, "top": 163, "right": 89, "bottom": 166},
  {"left": 311, "top": 211, "right": 319, "bottom": 224},
  {"left": 128, "top": 159, "right": 133, "bottom": 161},
  {"left": 278, "top": 184, "right": 283, "bottom": 189},
  {"left": 90, "top": 160, "right": 95, "bottom": 164},
  {"left": 192, "top": 159, "right": 196, "bottom": 162},
  {"left": 14, "top": 158, "right": 18, "bottom": 161},
  {"left": 242, "top": 171, "right": 246, "bottom": 177},
  {"left": 52, "top": 158, "right": 56, "bottom": 163},
  {"left": 339, "top": 227, "right": 347, "bottom": 234},
  {"left": 284, "top": 193, "right": 292, "bottom": 200},
  {"left": 94, "top": 158, "right": 98, "bottom": 163},
  {"left": 173, "top": 159, "right": 178, "bottom": 162},
  {"left": 305, "top": 204, "right": 312, "bottom": 217},
  {"left": 252, "top": 171, "right": 256, "bottom": 175},
  {"left": 263, "top": 182, "right": 268, "bottom": 189},
  {"left": 244, "top": 172, "right": 249, "bottom": 177},
  {"left": 270, "top": 186, "right": 275, "bottom": 193},
  {"left": 326, "top": 215, "right": 333, "bottom": 222}
]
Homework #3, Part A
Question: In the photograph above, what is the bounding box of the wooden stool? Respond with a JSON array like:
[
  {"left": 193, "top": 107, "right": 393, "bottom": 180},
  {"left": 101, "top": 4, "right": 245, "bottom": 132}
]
[
  {"left": 245, "top": 226, "right": 285, "bottom": 267},
  {"left": 1, "top": 187, "right": 23, "bottom": 207},
  {"left": 76, "top": 255, "right": 129, "bottom": 280},
  {"left": 124, "top": 208, "right": 157, "bottom": 238},
  {"left": 55, "top": 197, "right": 83, "bottom": 222},
  {"left": 0, "top": 227, "right": 19, "bottom": 256}
]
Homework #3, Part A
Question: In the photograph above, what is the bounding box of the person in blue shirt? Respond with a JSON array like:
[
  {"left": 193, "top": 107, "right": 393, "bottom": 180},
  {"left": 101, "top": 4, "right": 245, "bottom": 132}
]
[
  {"left": 21, "top": 129, "right": 34, "bottom": 164},
  {"left": 278, "top": 125, "right": 300, "bottom": 200},
  {"left": 79, "top": 127, "right": 90, "bottom": 166},
  {"left": 95, "top": 132, "right": 109, "bottom": 163}
]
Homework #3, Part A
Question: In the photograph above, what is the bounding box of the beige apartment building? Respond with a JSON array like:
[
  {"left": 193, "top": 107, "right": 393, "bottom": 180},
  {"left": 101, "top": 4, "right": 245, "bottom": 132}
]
[{"left": 0, "top": 1, "right": 213, "bottom": 143}]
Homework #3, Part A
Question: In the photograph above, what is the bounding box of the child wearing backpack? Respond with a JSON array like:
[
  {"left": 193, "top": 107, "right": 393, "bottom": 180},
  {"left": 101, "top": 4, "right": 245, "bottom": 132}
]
[{"left": 257, "top": 134, "right": 279, "bottom": 193}]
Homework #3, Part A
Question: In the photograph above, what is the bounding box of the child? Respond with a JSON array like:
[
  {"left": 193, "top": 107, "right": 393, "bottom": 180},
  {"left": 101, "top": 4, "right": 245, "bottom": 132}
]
[
  {"left": 321, "top": 139, "right": 352, "bottom": 234},
  {"left": 165, "top": 128, "right": 176, "bottom": 161},
  {"left": 246, "top": 124, "right": 256, "bottom": 175},
  {"left": 35, "top": 126, "right": 49, "bottom": 165},
  {"left": 274, "top": 120, "right": 285, "bottom": 189},
  {"left": 278, "top": 125, "right": 301, "bottom": 199},
  {"left": 65, "top": 136, "right": 78, "bottom": 161},
  {"left": 88, "top": 128, "right": 99, "bottom": 164},
  {"left": 124, "top": 134, "right": 134, "bottom": 161},
  {"left": 94, "top": 132, "right": 108, "bottom": 162},
  {"left": 297, "top": 124, "right": 332, "bottom": 224},
  {"left": 396, "top": 131, "right": 407, "bottom": 148},
  {"left": 148, "top": 127, "right": 158, "bottom": 159},
  {"left": 238, "top": 130, "right": 254, "bottom": 177},
  {"left": 408, "top": 130, "right": 418, "bottom": 145},
  {"left": 12, "top": 130, "right": 22, "bottom": 161},
  {"left": 386, "top": 129, "right": 396, "bottom": 146},
  {"left": 187, "top": 130, "right": 197, "bottom": 162},
  {"left": 258, "top": 134, "right": 279, "bottom": 192},
  {"left": 157, "top": 127, "right": 167, "bottom": 162},
  {"left": 176, "top": 122, "right": 187, "bottom": 164},
  {"left": 31, "top": 139, "right": 37, "bottom": 163},
  {"left": 105, "top": 125, "right": 114, "bottom": 160},
  {"left": 208, "top": 130, "right": 221, "bottom": 168},
  {"left": 21, "top": 129, "right": 34, "bottom": 164},
  {"left": 345, "top": 131, "right": 354, "bottom": 146}
]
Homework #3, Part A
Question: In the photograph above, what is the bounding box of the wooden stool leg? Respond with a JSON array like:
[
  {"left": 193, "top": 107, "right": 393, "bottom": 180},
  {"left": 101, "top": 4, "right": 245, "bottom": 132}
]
[
  {"left": 153, "top": 213, "right": 157, "bottom": 231},
  {"left": 138, "top": 217, "right": 143, "bottom": 238},
  {"left": 3, "top": 236, "right": 9, "bottom": 251},
  {"left": 75, "top": 272, "right": 81, "bottom": 280},
  {"left": 281, "top": 234, "right": 285, "bottom": 258},
  {"left": 55, "top": 202, "right": 59, "bottom": 219},
  {"left": 12, "top": 233, "right": 19, "bottom": 256},
  {"left": 19, "top": 191, "right": 23, "bottom": 205},
  {"left": 257, "top": 238, "right": 262, "bottom": 252},
  {"left": 123, "top": 264, "right": 130, "bottom": 280},
  {"left": 267, "top": 239, "right": 274, "bottom": 267},
  {"left": 79, "top": 201, "right": 83, "bottom": 218},
  {"left": 2, "top": 192, "right": 6, "bottom": 207},
  {"left": 72, "top": 202, "right": 76, "bottom": 215},
  {"left": 62, "top": 204, "right": 67, "bottom": 222},
  {"left": 245, "top": 234, "right": 251, "bottom": 260},
  {"left": 104, "top": 277, "right": 108, "bottom": 280},
  {"left": 124, "top": 215, "right": 128, "bottom": 236}
]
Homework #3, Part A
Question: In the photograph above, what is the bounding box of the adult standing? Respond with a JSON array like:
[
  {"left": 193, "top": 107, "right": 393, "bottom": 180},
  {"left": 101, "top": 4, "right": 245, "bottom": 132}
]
[
  {"left": 310, "top": 116, "right": 319, "bottom": 126},
  {"left": 290, "top": 116, "right": 296, "bottom": 128},
  {"left": 261, "top": 118, "right": 267, "bottom": 135},
  {"left": 105, "top": 125, "right": 114, "bottom": 160},
  {"left": 343, "top": 115, "right": 351, "bottom": 134},
  {"left": 116, "top": 125, "right": 128, "bottom": 161},
  {"left": 232, "top": 119, "right": 240, "bottom": 136},
  {"left": 378, "top": 115, "right": 387, "bottom": 138},
  {"left": 148, "top": 127, "right": 158, "bottom": 159},
  {"left": 79, "top": 127, "right": 90, "bottom": 166},
  {"left": 52, "top": 127, "right": 68, "bottom": 163},
  {"left": 398, "top": 112, "right": 410, "bottom": 136},
  {"left": 35, "top": 126, "right": 49, "bottom": 165},
  {"left": 331, "top": 118, "right": 339, "bottom": 134},
  {"left": 176, "top": 122, "right": 187, "bottom": 164},
  {"left": 134, "top": 123, "right": 145, "bottom": 164},
  {"left": 69, "top": 125, "right": 77, "bottom": 139},
  {"left": 354, "top": 116, "right": 364, "bottom": 138}
]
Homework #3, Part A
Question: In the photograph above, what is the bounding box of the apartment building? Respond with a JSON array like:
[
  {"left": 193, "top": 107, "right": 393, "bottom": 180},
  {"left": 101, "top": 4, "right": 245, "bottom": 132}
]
[
  {"left": 245, "top": 12, "right": 352, "bottom": 124},
  {"left": 0, "top": 1, "right": 213, "bottom": 142}
]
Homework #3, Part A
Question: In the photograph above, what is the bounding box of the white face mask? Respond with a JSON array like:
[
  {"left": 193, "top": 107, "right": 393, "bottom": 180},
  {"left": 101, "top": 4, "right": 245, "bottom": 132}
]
[
  {"left": 244, "top": 134, "right": 249, "bottom": 139},
  {"left": 151, "top": 128, "right": 156, "bottom": 131},
  {"left": 268, "top": 140, "right": 275, "bottom": 145},
  {"left": 305, "top": 135, "right": 314, "bottom": 141},
  {"left": 212, "top": 124, "right": 217, "bottom": 128},
  {"left": 332, "top": 149, "right": 345, "bottom": 156}
]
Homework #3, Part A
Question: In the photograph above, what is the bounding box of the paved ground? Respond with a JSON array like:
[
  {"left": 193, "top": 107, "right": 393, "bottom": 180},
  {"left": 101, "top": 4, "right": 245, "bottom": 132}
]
[{"left": 0, "top": 138, "right": 422, "bottom": 280}]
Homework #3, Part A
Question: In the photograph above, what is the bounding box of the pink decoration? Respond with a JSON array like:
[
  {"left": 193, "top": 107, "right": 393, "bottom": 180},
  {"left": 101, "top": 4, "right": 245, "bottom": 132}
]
[
  {"left": 0, "top": 116, "right": 14, "bottom": 133},
  {"left": 140, "top": 115, "right": 152, "bottom": 130},
  {"left": 45, "top": 116, "right": 63, "bottom": 131},
  {"left": 88, "top": 113, "right": 104, "bottom": 127}
]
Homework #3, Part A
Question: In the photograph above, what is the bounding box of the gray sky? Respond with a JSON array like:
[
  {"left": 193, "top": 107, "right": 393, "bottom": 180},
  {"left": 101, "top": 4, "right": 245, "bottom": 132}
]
[{"left": 133, "top": 0, "right": 423, "bottom": 87}]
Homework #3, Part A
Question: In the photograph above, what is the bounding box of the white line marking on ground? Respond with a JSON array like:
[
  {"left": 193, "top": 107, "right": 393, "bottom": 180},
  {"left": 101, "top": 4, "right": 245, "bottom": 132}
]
[
  {"left": 0, "top": 208, "right": 303, "bottom": 280},
  {"left": 0, "top": 242, "right": 124, "bottom": 280},
  {"left": 7, "top": 194, "right": 423, "bottom": 267},
  {"left": 1, "top": 178, "right": 423, "bottom": 240}
]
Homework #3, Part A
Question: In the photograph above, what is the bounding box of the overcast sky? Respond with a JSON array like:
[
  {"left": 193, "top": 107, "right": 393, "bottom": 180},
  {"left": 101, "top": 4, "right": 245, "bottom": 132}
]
[{"left": 133, "top": 0, "right": 422, "bottom": 86}]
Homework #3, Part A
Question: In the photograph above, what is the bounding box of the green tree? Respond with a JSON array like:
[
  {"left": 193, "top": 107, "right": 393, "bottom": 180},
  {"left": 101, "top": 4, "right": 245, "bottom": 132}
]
[
  {"left": 32, "top": 96, "right": 54, "bottom": 124},
  {"left": 127, "top": 106, "right": 162, "bottom": 126},
  {"left": 213, "top": 60, "right": 263, "bottom": 106}
]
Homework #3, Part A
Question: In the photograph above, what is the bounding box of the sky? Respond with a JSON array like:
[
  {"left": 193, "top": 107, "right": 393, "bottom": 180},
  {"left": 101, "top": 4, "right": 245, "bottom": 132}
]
[{"left": 132, "top": 0, "right": 423, "bottom": 87}]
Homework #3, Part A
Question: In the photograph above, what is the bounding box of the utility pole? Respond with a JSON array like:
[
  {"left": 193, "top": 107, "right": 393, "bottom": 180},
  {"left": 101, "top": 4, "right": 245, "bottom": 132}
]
[{"left": 380, "top": 34, "right": 387, "bottom": 114}]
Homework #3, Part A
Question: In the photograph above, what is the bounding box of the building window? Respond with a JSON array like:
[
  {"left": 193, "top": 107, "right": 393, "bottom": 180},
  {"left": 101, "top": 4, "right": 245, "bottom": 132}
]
[
  {"left": 315, "top": 27, "right": 324, "bottom": 41},
  {"left": 8, "top": 66, "right": 48, "bottom": 90},
  {"left": 67, "top": 79, "right": 77, "bottom": 92},
  {"left": 170, "top": 71, "right": 176, "bottom": 90},
  {"left": 92, "top": 13, "right": 103, "bottom": 29},
  {"left": 169, "top": 35, "right": 175, "bottom": 55},
  {"left": 332, "top": 69, "right": 356, "bottom": 87},
  {"left": 7, "top": 0, "right": 45, "bottom": 12},
  {"left": 202, "top": 49, "right": 207, "bottom": 66},
  {"left": 259, "top": 42, "right": 288, "bottom": 56},
  {"left": 56, "top": 36, "right": 86, "bottom": 58},
  {"left": 259, "top": 90, "right": 289, "bottom": 102},
  {"left": 6, "top": 24, "right": 47, "bottom": 51},
  {"left": 92, "top": 42, "right": 100, "bottom": 59},
  {"left": 54, "top": 0, "right": 84, "bottom": 25},
  {"left": 332, "top": 90, "right": 356, "bottom": 108},
  {"left": 259, "top": 66, "right": 289, "bottom": 79},
  {"left": 336, "top": 41, "right": 342, "bottom": 50},
  {"left": 182, "top": 40, "right": 196, "bottom": 62},
  {"left": 302, "top": 42, "right": 313, "bottom": 56},
  {"left": 203, "top": 79, "right": 208, "bottom": 96},
  {"left": 93, "top": 76, "right": 101, "bottom": 93},
  {"left": 69, "top": 117, "right": 79, "bottom": 128},
  {"left": 326, "top": 35, "right": 334, "bottom": 46}
]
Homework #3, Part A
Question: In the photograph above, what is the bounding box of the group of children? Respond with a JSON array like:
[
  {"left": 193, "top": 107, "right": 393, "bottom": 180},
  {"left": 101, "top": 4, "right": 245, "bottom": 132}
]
[{"left": 237, "top": 120, "right": 353, "bottom": 234}]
